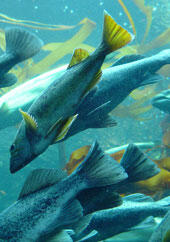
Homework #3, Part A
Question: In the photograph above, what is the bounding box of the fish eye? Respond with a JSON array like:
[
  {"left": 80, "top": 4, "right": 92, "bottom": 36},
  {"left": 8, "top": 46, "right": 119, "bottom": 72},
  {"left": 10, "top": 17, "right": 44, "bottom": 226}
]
[{"left": 10, "top": 144, "right": 15, "bottom": 152}]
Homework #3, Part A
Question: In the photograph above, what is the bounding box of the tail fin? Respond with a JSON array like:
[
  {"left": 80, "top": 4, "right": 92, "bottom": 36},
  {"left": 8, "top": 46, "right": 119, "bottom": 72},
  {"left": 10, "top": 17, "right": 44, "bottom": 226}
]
[
  {"left": 75, "top": 141, "right": 128, "bottom": 188},
  {"left": 102, "top": 10, "right": 134, "bottom": 54},
  {"left": 0, "top": 73, "right": 17, "bottom": 88},
  {"left": 5, "top": 27, "right": 43, "bottom": 63},
  {"left": 120, "top": 144, "right": 160, "bottom": 183}
]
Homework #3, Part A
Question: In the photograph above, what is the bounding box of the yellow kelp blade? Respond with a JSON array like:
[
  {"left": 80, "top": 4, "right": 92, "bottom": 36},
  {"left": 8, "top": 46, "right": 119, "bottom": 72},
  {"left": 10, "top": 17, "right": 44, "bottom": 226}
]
[
  {"left": 114, "top": 45, "right": 138, "bottom": 59},
  {"left": 111, "top": 103, "right": 152, "bottom": 121},
  {"left": 0, "top": 17, "right": 96, "bottom": 94},
  {"left": 158, "top": 65, "right": 170, "bottom": 78},
  {"left": 163, "top": 129, "right": 170, "bottom": 148},
  {"left": 132, "top": 0, "right": 153, "bottom": 43},
  {"left": 118, "top": 0, "right": 136, "bottom": 35},
  {"left": 25, "top": 18, "right": 96, "bottom": 77},
  {"left": 130, "top": 85, "right": 157, "bottom": 101},
  {"left": 0, "top": 29, "right": 5, "bottom": 50},
  {"left": 0, "top": 13, "right": 78, "bottom": 31},
  {"left": 141, "top": 28, "right": 170, "bottom": 53},
  {"left": 136, "top": 167, "right": 170, "bottom": 196},
  {"left": 64, "top": 145, "right": 90, "bottom": 175}
]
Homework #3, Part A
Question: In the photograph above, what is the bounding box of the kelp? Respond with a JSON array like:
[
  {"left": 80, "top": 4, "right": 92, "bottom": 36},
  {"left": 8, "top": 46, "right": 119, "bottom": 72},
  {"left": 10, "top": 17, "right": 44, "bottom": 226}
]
[
  {"left": 115, "top": 0, "right": 170, "bottom": 78},
  {"left": 0, "top": 17, "right": 96, "bottom": 95},
  {"left": 132, "top": 0, "right": 153, "bottom": 44},
  {"left": 0, "top": 13, "right": 79, "bottom": 31},
  {"left": 64, "top": 145, "right": 90, "bottom": 175}
]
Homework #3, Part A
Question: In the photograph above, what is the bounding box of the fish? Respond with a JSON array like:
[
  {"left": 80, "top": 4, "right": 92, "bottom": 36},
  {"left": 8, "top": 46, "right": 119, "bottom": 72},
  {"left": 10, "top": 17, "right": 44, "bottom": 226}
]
[
  {"left": 74, "top": 194, "right": 170, "bottom": 242},
  {"left": 0, "top": 27, "right": 43, "bottom": 88},
  {"left": 9, "top": 10, "right": 133, "bottom": 173},
  {"left": 149, "top": 210, "right": 170, "bottom": 242},
  {"left": 0, "top": 49, "right": 169, "bottom": 131},
  {"left": 152, "top": 89, "right": 170, "bottom": 114},
  {"left": 0, "top": 141, "right": 127, "bottom": 241},
  {"left": 64, "top": 49, "right": 170, "bottom": 139}
]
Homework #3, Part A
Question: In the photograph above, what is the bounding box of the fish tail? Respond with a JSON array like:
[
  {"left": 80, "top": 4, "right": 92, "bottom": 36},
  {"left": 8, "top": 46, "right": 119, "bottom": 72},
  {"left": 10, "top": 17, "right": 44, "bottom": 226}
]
[
  {"left": 0, "top": 73, "right": 17, "bottom": 88},
  {"left": 5, "top": 27, "right": 43, "bottom": 63},
  {"left": 102, "top": 10, "right": 134, "bottom": 54},
  {"left": 120, "top": 144, "right": 160, "bottom": 183},
  {"left": 74, "top": 141, "right": 127, "bottom": 189}
]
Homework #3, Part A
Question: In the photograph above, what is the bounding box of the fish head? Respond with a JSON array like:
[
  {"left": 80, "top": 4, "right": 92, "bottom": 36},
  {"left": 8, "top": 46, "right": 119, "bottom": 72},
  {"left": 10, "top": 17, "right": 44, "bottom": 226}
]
[
  {"left": 152, "top": 90, "right": 170, "bottom": 113},
  {"left": 9, "top": 124, "right": 38, "bottom": 173}
]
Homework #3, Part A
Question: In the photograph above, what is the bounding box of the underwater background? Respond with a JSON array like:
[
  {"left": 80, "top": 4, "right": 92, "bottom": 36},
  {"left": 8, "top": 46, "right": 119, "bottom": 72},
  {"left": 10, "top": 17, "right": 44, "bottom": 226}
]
[{"left": 0, "top": 0, "right": 169, "bottom": 241}]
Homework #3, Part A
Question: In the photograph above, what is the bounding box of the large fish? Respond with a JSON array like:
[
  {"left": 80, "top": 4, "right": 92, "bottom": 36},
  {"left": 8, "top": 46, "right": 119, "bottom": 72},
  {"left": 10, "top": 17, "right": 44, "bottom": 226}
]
[
  {"left": 0, "top": 50, "right": 169, "bottom": 130},
  {"left": 152, "top": 89, "right": 170, "bottom": 114},
  {"left": 74, "top": 194, "right": 170, "bottom": 242},
  {"left": 0, "top": 27, "right": 43, "bottom": 88},
  {"left": 9, "top": 10, "right": 133, "bottom": 173},
  {"left": 0, "top": 141, "right": 127, "bottom": 241},
  {"left": 64, "top": 49, "right": 170, "bottom": 138}
]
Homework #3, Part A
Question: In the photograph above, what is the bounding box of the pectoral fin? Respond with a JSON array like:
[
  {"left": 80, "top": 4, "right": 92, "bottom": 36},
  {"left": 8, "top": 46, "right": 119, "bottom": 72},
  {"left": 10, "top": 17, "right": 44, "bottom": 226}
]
[{"left": 53, "top": 114, "right": 78, "bottom": 143}]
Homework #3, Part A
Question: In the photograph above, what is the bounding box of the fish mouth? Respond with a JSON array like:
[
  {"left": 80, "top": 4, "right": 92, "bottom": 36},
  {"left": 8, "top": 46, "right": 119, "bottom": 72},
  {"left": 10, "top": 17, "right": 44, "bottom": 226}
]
[{"left": 10, "top": 155, "right": 26, "bottom": 173}]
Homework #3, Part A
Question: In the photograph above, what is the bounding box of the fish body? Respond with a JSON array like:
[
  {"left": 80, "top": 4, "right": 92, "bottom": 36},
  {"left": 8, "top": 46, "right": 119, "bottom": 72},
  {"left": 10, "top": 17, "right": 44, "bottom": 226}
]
[
  {"left": 0, "top": 27, "right": 43, "bottom": 88},
  {"left": 76, "top": 194, "right": 170, "bottom": 242},
  {"left": 152, "top": 89, "right": 170, "bottom": 114},
  {"left": 65, "top": 49, "right": 170, "bottom": 137},
  {"left": 10, "top": 11, "right": 133, "bottom": 173},
  {"left": 0, "top": 141, "right": 127, "bottom": 241},
  {"left": 0, "top": 50, "right": 169, "bottom": 130}
]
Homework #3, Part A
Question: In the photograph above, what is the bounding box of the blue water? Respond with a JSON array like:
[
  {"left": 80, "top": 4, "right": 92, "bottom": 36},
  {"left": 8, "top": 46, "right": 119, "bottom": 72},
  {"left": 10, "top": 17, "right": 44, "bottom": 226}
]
[{"left": 0, "top": 0, "right": 169, "bottom": 241}]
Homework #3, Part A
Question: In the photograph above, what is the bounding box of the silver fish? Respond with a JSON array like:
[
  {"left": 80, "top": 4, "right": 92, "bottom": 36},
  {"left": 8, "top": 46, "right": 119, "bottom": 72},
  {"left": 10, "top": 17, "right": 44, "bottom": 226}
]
[
  {"left": 0, "top": 141, "right": 127, "bottom": 241},
  {"left": 9, "top": 10, "right": 133, "bottom": 173}
]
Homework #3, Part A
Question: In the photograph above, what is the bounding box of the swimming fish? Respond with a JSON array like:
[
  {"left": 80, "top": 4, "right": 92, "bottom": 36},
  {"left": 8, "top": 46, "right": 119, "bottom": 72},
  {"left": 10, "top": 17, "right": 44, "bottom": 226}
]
[
  {"left": 64, "top": 49, "right": 170, "bottom": 138},
  {"left": 0, "top": 27, "right": 43, "bottom": 88},
  {"left": 74, "top": 194, "right": 170, "bottom": 242},
  {"left": 0, "top": 141, "right": 127, "bottom": 241},
  {"left": 1, "top": 50, "right": 169, "bottom": 131},
  {"left": 152, "top": 89, "right": 170, "bottom": 114},
  {"left": 10, "top": 10, "right": 133, "bottom": 173}
]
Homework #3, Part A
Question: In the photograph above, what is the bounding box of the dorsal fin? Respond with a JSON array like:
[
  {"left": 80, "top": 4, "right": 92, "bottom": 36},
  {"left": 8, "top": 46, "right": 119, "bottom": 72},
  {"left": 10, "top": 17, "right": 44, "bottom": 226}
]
[
  {"left": 68, "top": 48, "right": 89, "bottom": 68},
  {"left": 19, "top": 108, "right": 38, "bottom": 132},
  {"left": 18, "top": 168, "right": 67, "bottom": 199}
]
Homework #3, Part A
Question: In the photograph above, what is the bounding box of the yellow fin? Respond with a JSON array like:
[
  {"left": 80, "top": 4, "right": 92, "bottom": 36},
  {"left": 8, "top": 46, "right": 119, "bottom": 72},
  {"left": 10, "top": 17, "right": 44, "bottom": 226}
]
[
  {"left": 82, "top": 69, "right": 102, "bottom": 97},
  {"left": 103, "top": 10, "right": 134, "bottom": 53},
  {"left": 68, "top": 48, "right": 89, "bottom": 68},
  {"left": 19, "top": 108, "right": 38, "bottom": 131},
  {"left": 54, "top": 114, "right": 78, "bottom": 143}
]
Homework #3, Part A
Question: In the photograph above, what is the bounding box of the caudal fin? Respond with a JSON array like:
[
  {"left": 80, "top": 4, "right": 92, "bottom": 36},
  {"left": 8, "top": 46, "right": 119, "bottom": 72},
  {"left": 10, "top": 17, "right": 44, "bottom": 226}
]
[
  {"left": 0, "top": 73, "right": 17, "bottom": 88},
  {"left": 75, "top": 141, "right": 128, "bottom": 188},
  {"left": 102, "top": 10, "right": 134, "bottom": 54},
  {"left": 120, "top": 144, "right": 160, "bottom": 183},
  {"left": 5, "top": 27, "right": 43, "bottom": 63}
]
